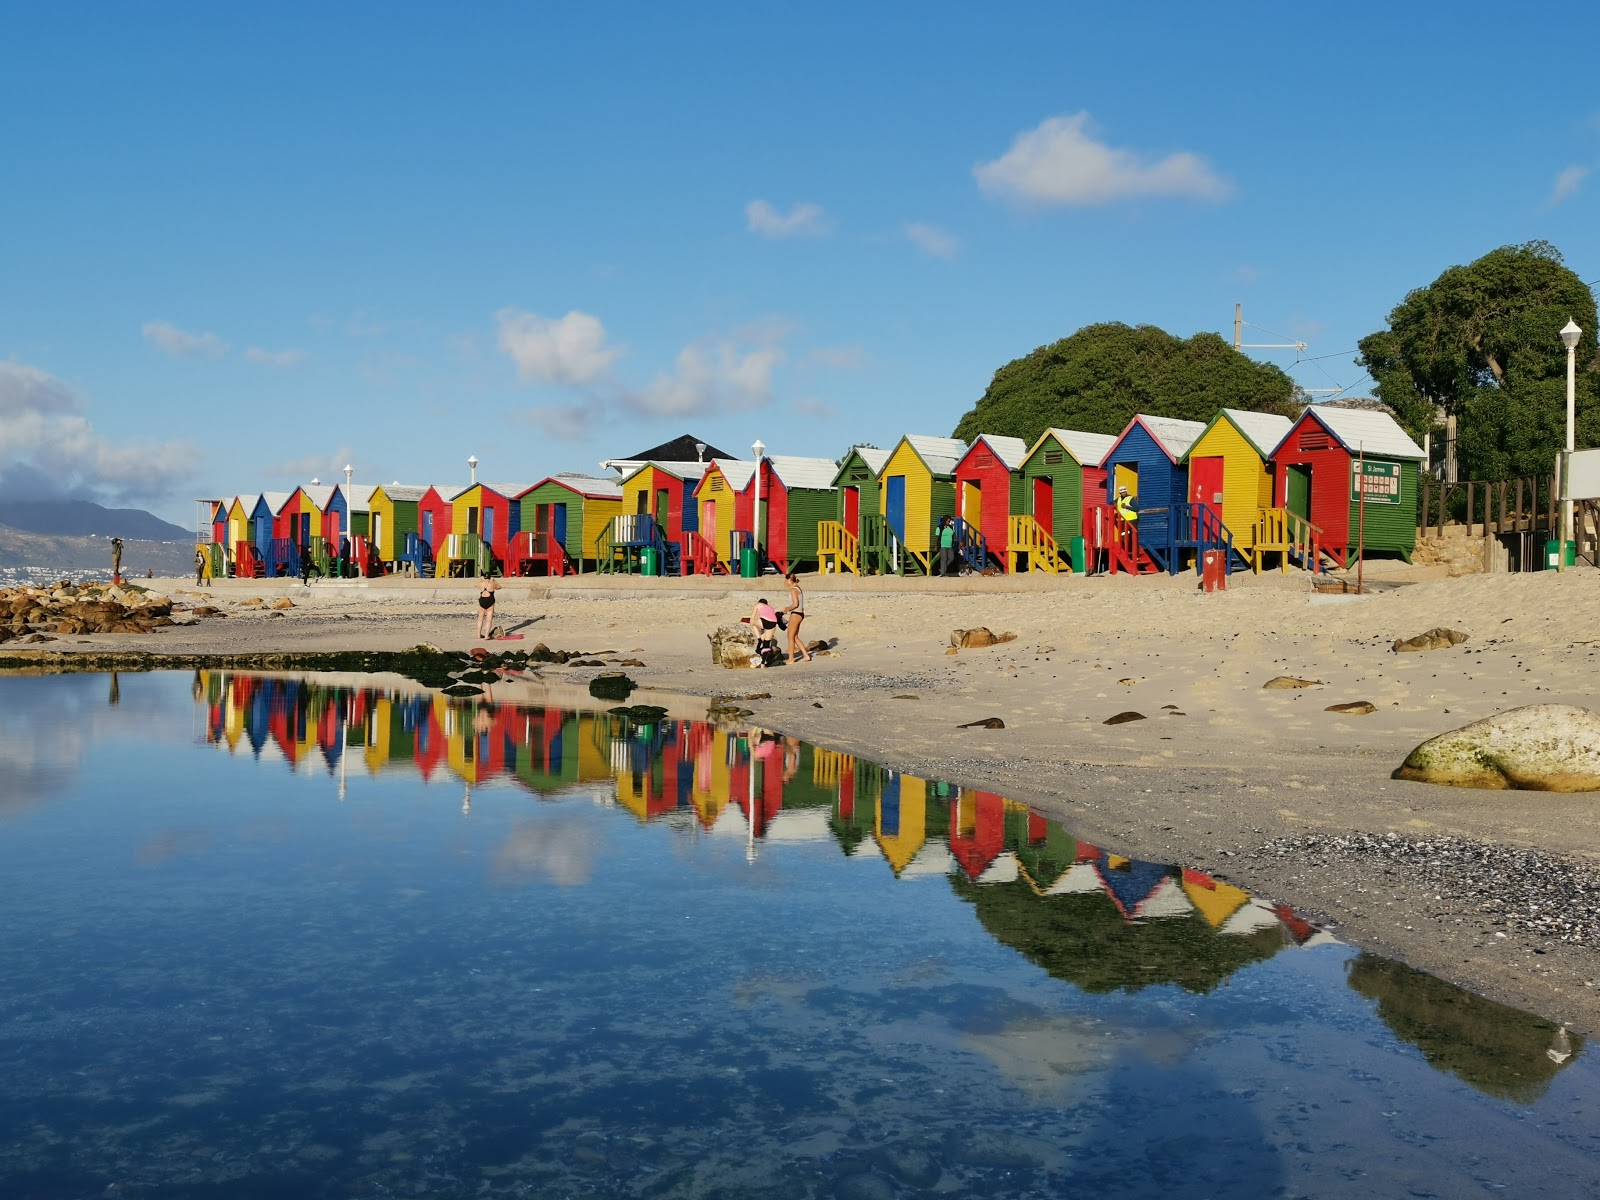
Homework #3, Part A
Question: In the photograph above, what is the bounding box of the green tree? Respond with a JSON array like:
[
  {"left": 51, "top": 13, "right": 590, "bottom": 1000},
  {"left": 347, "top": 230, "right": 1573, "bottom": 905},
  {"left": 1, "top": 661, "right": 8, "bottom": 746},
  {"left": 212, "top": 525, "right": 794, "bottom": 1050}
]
[
  {"left": 1356, "top": 241, "right": 1600, "bottom": 480},
  {"left": 951, "top": 322, "right": 1298, "bottom": 446}
]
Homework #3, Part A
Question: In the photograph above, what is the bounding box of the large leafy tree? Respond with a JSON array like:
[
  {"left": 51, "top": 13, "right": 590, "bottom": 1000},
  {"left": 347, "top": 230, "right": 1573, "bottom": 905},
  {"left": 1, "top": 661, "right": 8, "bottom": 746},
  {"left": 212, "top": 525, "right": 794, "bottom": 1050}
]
[
  {"left": 952, "top": 322, "right": 1298, "bottom": 445},
  {"left": 1357, "top": 241, "right": 1599, "bottom": 480}
]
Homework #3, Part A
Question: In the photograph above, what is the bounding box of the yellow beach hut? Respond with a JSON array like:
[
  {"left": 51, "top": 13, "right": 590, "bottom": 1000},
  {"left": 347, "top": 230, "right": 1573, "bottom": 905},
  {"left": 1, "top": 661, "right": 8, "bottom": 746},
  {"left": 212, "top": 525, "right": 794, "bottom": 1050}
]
[
  {"left": 877, "top": 435, "right": 966, "bottom": 575},
  {"left": 1181, "top": 408, "right": 1293, "bottom": 565}
]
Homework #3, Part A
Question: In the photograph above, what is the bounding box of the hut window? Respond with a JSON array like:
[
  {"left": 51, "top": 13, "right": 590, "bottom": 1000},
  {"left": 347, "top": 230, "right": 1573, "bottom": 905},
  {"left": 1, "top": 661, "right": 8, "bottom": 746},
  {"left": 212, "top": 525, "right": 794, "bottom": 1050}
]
[
  {"left": 710, "top": 476, "right": 724, "bottom": 492},
  {"left": 1300, "top": 430, "right": 1331, "bottom": 450},
  {"left": 1043, "top": 451, "right": 1064, "bottom": 466},
  {"left": 976, "top": 453, "right": 993, "bottom": 468},
  {"left": 850, "top": 470, "right": 868, "bottom": 481}
]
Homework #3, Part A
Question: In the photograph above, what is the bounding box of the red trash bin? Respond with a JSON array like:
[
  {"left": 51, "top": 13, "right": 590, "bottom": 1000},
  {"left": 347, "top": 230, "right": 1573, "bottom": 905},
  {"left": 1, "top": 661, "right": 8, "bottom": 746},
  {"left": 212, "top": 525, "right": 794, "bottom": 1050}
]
[{"left": 1202, "top": 550, "right": 1226, "bottom": 593}]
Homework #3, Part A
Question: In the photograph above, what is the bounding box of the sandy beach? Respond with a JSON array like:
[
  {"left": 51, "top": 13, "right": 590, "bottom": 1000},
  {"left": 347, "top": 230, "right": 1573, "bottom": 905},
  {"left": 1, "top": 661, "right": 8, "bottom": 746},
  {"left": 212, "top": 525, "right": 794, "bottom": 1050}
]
[{"left": 8, "top": 564, "right": 1600, "bottom": 1033}]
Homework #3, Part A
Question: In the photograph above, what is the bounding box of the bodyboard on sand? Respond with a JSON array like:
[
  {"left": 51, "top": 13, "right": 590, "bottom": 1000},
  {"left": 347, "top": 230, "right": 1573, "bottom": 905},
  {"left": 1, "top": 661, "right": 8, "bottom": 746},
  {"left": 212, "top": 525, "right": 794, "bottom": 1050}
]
[{"left": 492, "top": 634, "right": 525, "bottom": 641}]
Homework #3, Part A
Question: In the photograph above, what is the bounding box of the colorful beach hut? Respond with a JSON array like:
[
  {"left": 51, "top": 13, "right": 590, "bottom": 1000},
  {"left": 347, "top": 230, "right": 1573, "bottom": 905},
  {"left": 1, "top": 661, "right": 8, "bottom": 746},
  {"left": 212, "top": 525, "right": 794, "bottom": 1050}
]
[
  {"left": 692, "top": 459, "right": 756, "bottom": 572},
  {"left": 611, "top": 461, "right": 707, "bottom": 574},
  {"left": 746, "top": 455, "right": 838, "bottom": 574},
  {"left": 366, "top": 484, "right": 427, "bottom": 572},
  {"left": 818, "top": 446, "right": 891, "bottom": 575},
  {"left": 1181, "top": 409, "right": 1293, "bottom": 566},
  {"left": 1267, "top": 406, "right": 1426, "bottom": 567},
  {"left": 417, "top": 486, "right": 459, "bottom": 566},
  {"left": 248, "top": 492, "right": 295, "bottom": 575},
  {"left": 876, "top": 435, "right": 967, "bottom": 575},
  {"left": 1097, "top": 415, "right": 1207, "bottom": 573},
  {"left": 952, "top": 435, "right": 1028, "bottom": 570},
  {"left": 514, "top": 474, "right": 624, "bottom": 575},
  {"left": 448, "top": 482, "right": 530, "bottom": 576},
  {"left": 1013, "top": 428, "right": 1117, "bottom": 572}
]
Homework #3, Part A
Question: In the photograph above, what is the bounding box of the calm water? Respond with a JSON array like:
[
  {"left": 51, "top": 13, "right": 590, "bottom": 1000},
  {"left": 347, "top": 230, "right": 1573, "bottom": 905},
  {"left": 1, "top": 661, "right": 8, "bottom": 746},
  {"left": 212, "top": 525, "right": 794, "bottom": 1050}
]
[{"left": 2, "top": 672, "right": 1598, "bottom": 1199}]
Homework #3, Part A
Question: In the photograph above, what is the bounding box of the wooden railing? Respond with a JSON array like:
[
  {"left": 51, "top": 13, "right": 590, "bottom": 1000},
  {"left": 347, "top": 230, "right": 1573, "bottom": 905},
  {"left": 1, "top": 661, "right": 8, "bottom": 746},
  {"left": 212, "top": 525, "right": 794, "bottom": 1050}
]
[
  {"left": 1251, "top": 508, "right": 1326, "bottom": 573},
  {"left": 1418, "top": 473, "right": 1557, "bottom": 539},
  {"left": 1006, "top": 515, "right": 1065, "bottom": 573},
  {"left": 860, "top": 515, "right": 898, "bottom": 576},
  {"left": 817, "top": 520, "right": 860, "bottom": 575},
  {"left": 1082, "top": 504, "right": 1154, "bottom": 575},
  {"left": 687, "top": 530, "right": 726, "bottom": 576}
]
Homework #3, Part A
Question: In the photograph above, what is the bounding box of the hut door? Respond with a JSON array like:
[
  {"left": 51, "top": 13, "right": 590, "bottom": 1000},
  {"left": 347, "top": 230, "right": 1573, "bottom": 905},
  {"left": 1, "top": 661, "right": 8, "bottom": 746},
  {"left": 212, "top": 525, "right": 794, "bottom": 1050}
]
[
  {"left": 703, "top": 500, "right": 716, "bottom": 551},
  {"left": 757, "top": 499, "right": 769, "bottom": 551},
  {"left": 533, "top": 505, "right": 549, "bottom": 555},
  {"left": 1033, "top": 478, "right": 1054, "bottom": 537},
  {"left": 1114, "top": 463, "right": 1138, "bottom": 501},
  {"left": 372, "top": 512, "right": 383, "bottom": 556},
  {"left": 467, "top": 507, "right": 479, "bottom": 537},
  {"left": 482, "top": 506, "right": 495, "bottom": 548},
  {"left": 962, "top": 480, "right": 981, "bottom": 527},
  {"left": 655, "top": 488, "right": 670, "bottom": 530},
  {"left": 422, "top": 510, "right": 434, "bottom": 547},
  {"left": 885, "top": 476, "right": 906, "bottom": 538},
  {"left": 1190, "top": 457, "right": 1224, "bottom": 512},
  {"left": 299, "top": 513, "right": 311, "bottom": 548},
  {"left": 843, "top": 487, "right": 860, "bottom": 535},
  {"left": 1287, "top": 465, "right": 1312, "bottom": 520}
]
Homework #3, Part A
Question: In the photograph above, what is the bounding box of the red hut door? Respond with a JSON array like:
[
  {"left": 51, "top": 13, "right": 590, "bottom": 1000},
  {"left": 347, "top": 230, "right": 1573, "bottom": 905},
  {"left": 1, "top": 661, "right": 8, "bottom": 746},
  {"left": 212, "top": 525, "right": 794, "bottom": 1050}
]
[
  {"left": 843, "top": 487, "right": 860, "bottom": 536},
  {"left": 1033, "top": 478, "right": 1054, "bottom": 538},
  {"left": 1189, "top": 457, "right": 1224, "bottom": 513}
]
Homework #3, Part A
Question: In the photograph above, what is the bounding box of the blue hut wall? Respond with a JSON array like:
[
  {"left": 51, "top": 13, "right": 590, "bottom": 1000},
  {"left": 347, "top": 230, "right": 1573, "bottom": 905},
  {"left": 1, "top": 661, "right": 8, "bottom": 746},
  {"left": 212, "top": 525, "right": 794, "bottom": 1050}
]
[{"left": 1103, "top": 423, "right": 1186, "bottom": 536}]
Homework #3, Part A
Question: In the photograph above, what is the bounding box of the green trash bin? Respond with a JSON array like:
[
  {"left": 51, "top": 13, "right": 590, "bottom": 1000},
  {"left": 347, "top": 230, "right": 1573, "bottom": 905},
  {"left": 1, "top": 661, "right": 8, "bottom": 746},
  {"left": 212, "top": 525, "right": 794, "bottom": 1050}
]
[
  {"left": 641, "top": 547, "right": 660, "bottom": 576},
  {"left": 1546, "top": 539, "right": 1577, "bottom": 569},
  {"left": 739, "top": 547, "right": 759, "bottom": 578},
  {"left": 1068, "top": 535, "right": 1087, "bottom": 575}
]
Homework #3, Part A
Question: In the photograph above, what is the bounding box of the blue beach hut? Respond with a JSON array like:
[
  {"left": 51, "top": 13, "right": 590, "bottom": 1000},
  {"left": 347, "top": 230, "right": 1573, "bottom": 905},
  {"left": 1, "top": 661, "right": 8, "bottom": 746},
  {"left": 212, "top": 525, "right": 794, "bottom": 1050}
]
[{"left": 1099, "top": 415, "right": 1206, "bottom": 573}]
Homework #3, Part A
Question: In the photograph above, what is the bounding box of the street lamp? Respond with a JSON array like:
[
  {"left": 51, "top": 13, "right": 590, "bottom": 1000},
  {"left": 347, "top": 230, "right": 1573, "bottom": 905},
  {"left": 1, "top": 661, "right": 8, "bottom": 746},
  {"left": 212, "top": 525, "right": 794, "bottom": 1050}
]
[
  {"left": 468, "top": 454, "right": 479, "bottom": 485},
  {"left": 1560, "top": 319, "right": 1581, "bottom": 572},
  {"left": 751, "top": 439, "right": 766, "bottom": 568}
]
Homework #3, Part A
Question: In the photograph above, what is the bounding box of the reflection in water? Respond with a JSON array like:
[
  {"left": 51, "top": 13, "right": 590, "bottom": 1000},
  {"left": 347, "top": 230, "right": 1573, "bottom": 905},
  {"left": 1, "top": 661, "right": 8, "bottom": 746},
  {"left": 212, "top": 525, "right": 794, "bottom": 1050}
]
[{"left": 1, "top": 669, "right": 1595, "bottom": 1200}]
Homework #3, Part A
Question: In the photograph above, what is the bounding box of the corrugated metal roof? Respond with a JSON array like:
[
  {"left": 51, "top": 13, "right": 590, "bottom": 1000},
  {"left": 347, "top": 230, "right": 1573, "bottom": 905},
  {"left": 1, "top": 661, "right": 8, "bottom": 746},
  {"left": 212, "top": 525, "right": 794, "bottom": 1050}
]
[
  {"left": 855, "top": 446, "right": 891, "bottom": 473},
  {"left": 301, "top": 485, "right": 336, "bottom": 509},
  {"left": 448, "top": 482, "right": 534, "bottom": 501},
  {"left": 339, "top": 485, "right": 379, "bottom": 511},
  {"left": 902, "top": 434, "right": 968, "bottom": 476},
  {"left": 1134, "top": 414, "right": 1207, "bottom": 460},
  {"left": 617, "top": 460, "right": 710, "bottom": 485},
  {"left": 967, "top": 435, "right": 1029, "bottom": 471},
  {"left": 1216, "top": 409, "right": 1294, "bottom": 458},
  {"left": 765, "top": 455, "right": 839, "bottom": 490},
  {"left": 537, "top": 474, "right": 624, "bottom": 499},
  {"left": 1037, "top": 428, "right": 1118, "bottom": 468},
  {"left": 708, "top": 458, "right": 758, "bottom": 490},
  {"left": 261, "top": 491, "right": 292, "bottom": 513},
  {"left": 1305, "top": 406, "right": 1427, "bottom": 459},
  {"left": 375, "top": 485, "right": 429, "bottom": 503}
]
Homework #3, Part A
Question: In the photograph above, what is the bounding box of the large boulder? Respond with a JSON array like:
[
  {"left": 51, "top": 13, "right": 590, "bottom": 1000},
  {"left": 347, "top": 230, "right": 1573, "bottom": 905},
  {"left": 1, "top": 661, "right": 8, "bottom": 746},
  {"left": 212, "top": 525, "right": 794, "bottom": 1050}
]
[
  {"left": 1393, "top": 627, "right": 1468, "bottom": 653},
  {"left": 709, "top": 624, "right": 759, "bottom": 668},
  {"left": 1392, "top": 704, "right": 1600, "bottom": 791}
]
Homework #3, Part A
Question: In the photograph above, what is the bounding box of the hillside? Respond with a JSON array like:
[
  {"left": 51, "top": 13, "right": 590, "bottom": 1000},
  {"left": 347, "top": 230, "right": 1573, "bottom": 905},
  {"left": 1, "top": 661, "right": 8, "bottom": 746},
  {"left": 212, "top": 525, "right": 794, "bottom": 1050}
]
[
  {"left": 0, "top": 523, "right": 193, "bottom": 579},
  {"left": 0, "top": 499, "right": 191, "bottom": 541}
]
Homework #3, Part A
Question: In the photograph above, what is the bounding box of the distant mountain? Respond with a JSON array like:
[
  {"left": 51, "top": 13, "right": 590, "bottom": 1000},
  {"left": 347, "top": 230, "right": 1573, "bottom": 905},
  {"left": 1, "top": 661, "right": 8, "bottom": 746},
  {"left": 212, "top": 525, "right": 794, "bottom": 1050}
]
[
  {"left": 0, "top": 500, "right": 191, "bottom": 541},
  {"left": 0, "top": 524, "right": 194, "bottom": 577}
]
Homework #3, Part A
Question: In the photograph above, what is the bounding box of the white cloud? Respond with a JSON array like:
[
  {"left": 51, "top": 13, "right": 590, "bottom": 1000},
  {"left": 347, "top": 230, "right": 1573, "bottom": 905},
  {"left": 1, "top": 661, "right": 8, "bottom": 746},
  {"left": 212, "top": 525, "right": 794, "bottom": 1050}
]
[
  {"left": 746, "top": 199, "right": 831, "bottom": 239},
  {"left": 497, "top": 308, "right": 623, "bottom": 385},
  {"left": 809, "top": 344, "right": 867, "bottom": 371},
  {"left": 904, "top": 222, "right": 958, "bottom": 259},
  {"left": 244, "top": 347, "right": 308, "bottom": 369},
  {"left": 974, "top": 112, "right": 1232, "bottom": 207},
  {"left": 142, "top": 320, "right": 229, "bottom": 360},
  {"left": 630, "top": 338, "right": 782, "bottom": 418},
  {"left": 1547, "top": 164, "right": 1589, "bottom": 208},
  {"left": 521, "top": 403, "right": 596, "bottom": 442},
  {"left": 793, "top": 397, "right": 837, "bottom": 419},
  {"left": 0, "top": 361, "right": 199, "bottom": 502},
  {"left": 263, "top": 446, "right": 356, "bottom": 482}
]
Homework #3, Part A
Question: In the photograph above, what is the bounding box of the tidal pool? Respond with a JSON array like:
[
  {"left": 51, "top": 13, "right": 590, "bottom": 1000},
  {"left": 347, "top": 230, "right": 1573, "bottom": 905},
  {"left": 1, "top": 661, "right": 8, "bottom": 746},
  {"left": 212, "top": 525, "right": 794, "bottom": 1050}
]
[{"left": 1, "top": 670, "right": 1598, "bottom": 1198}]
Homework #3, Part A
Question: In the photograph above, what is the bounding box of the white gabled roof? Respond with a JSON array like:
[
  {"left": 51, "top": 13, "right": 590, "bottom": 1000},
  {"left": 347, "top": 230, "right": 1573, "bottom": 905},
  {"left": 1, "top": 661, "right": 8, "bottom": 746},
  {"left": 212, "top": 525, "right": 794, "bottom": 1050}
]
[
  {"left": 838, "top": 445, "right": 891, "bottom": 475},
  {"left": 1303, "top": 406, "right": 1427, "bottom": 460},
  {"left": 707, "top": 458, "right": 758, "bottom": 490},
  {"left": 1217, "top": 408, "right": 1294, "bottom": 458},
  {"left": 338, "top": 484, "right": 379, "bottom": 512},
  {"left": 1134, "top": 414, "right": 1207, "bottom": 460},
  {"left": 1033, "top": 428, "right": 1117, "bottom": 468},
  {"left": 424, "top": 484, "right": 469, "bottom": 500},
  {"left": 765, "top": 455, "right": 839, "bottom": 490},
  {"left": 260, "top": 490, "right": 292, "bottom": 514},
  {"left": 375, "top": 484, "right": 429, "bottom": 503},
  {"left": 966, "top": 434, "right": 1029, "bottom": 471},
  {"left": 901, "top": 434, "right": 968, "bottom": 476},
  {"left": 301, "top": 485, "right": 336, "bottom": 510},
  {"left": 543, "top": 473, "right": 623, "bottom": 500},
  {"left": 450, "top": 481, "right": 534, "bottom": 501}
]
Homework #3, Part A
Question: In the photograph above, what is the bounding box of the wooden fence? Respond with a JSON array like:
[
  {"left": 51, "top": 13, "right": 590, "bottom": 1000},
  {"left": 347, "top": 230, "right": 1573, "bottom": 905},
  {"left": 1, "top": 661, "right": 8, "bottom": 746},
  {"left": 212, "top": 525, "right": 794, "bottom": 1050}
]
[{"left": 1417, "top": 473, "right": 1600, "bottom": 567}]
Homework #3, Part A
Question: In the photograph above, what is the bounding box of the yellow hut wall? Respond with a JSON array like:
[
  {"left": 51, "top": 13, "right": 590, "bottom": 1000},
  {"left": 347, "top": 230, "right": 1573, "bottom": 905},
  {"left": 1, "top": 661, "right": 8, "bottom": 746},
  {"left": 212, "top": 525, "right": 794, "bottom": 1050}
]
[
  {"left": 579, "top": 494, "right": 623, "bottom": 562},
  {"left": 880, "top": 443, "right": 936, "bottom": 555},
  {"left": 875, "top": 773, "right": 928, "bottom": 875},
  {"left": 620, "top": 468, "right": 656, "bottom": 524},
  {"left": 368, "top": 488, "right": 399, "bottom": 558},
  {"left": 227, "top": 499, "right": 252, "bottom": 553},
  {"left": 1187, "top": 419, "right": 1273, "bottom": 551},
  {"left": 451, "top": 485, "right": 486, "bottom": 546},
  {"left": 694, "top": 467, "right": 736, "bottom": 564}
]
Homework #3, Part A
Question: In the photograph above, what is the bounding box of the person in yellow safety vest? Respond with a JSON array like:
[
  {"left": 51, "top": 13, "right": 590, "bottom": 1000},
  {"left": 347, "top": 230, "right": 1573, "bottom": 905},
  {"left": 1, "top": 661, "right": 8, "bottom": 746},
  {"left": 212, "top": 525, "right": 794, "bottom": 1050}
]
[{"left": 1115, "top": 485, "right": 1138, "bottom": 522}]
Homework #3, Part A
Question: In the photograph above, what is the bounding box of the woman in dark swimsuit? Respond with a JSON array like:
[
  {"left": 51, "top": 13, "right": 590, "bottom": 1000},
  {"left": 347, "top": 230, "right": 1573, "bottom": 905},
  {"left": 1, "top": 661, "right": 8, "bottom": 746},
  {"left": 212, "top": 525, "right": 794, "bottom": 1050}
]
[{"left": 475, "top": 576, "right": 501, "bottom": 638}]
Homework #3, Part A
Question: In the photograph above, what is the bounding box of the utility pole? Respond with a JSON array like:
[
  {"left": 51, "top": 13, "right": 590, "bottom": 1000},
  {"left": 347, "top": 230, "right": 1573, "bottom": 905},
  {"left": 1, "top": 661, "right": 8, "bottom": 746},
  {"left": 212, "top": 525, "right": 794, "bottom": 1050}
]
[{"left": 1233, "top": 303, "right": 1306, "bottom": 353}]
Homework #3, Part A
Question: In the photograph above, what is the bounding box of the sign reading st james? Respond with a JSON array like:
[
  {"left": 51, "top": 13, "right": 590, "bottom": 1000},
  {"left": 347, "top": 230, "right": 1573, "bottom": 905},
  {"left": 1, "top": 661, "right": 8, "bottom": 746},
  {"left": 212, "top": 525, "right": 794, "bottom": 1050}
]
[{"left": 1350, "top": 460, "right": 1402, "bottom": 505}]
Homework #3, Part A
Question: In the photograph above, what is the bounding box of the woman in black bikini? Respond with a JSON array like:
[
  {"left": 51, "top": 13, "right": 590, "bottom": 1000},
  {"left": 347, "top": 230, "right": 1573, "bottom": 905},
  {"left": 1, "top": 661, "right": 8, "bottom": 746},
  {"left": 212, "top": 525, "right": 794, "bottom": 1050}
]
[
  {"left": 475, "top": 576, "right": 501, "bottom": 638},
  {"left": 782, "top": 570, "right": 812, "bottom": 664}
]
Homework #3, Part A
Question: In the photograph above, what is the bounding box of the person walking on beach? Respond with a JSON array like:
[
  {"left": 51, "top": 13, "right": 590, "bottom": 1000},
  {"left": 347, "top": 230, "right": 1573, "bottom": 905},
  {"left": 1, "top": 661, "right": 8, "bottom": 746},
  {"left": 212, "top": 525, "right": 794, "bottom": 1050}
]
[
  {"left": 936, "top": 517, "right": 957, "bottom": 577},
  {"left": 194, "top": 547, "right": 209, "bottom": 587},
  {"left": 475, "top": 576, "right": 502, "bottom": 638},
  {"left": 782, "top": 570, "right": 812, "bottom": 664}
]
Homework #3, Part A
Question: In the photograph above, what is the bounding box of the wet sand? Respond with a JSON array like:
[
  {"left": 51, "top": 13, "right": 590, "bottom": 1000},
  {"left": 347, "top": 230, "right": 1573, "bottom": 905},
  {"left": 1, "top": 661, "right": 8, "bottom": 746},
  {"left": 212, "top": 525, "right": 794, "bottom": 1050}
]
[{"left": 9, "top": 565, "right": 1600, "bottom": 1032}]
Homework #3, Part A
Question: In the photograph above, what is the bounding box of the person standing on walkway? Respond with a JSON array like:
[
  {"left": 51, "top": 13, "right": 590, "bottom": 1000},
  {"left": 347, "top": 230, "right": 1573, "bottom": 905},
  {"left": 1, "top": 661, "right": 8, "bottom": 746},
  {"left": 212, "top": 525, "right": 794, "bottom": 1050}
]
[
  {"left": 194, "top": 547, "right": 209, "bottom": 587},
  {"left": 936, "top": 517, "right": 957, "bottom": 577},
  {"left": 475, "top": 576, "right": 502, "bottom": 638},
  {"left": 782, "top": 570, "right": 812, "bottom": 664}
]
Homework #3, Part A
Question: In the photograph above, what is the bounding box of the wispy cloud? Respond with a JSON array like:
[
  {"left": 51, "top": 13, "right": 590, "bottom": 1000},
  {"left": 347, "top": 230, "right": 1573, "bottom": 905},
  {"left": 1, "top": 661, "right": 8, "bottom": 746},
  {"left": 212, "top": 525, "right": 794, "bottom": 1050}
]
[
  {"left": 263, "top": 446, "right": 356, "bottom": 482},
  {"left": 521, "top": 403, "right": 597, "bottom": 442},
  {"left": 244, "top": 347, "right": 308, "bottom": 369},
  {"left": 793, "top": 396, "right": 837, "bottom": 419},
  {"left": 974, "top": 112, "right": 1232, "bottom": 207},
  {"left": 141, "top": 320, "right": 229, "bottom": 360},
  {"left": 628, "top": 338, "right": 782, "bottom": 418},
  {"left": 497, "top": 308, "right": 623, "bottom": 385},
  {"left": 746, "top": 199, "right": 831, "bottom": 239},
  {"left": 1547, "top": 164, "right": 1589, "bottom": 208},
  {"left": 0, "top": 361, "right": 199, "bottom": 502},
  {"left": 904, "top": 222, "right": 958, "bottom": 259},
  {"left": 809, "top": 344, "right": 867, "bottom": 371}
]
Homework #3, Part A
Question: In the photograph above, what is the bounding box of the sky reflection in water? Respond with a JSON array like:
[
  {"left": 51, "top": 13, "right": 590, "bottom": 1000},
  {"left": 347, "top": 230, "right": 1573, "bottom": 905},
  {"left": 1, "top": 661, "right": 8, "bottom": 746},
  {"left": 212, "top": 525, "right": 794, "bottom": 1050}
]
[{"left": 0, "top": 670, "right": 1597, "bottom": 1199}]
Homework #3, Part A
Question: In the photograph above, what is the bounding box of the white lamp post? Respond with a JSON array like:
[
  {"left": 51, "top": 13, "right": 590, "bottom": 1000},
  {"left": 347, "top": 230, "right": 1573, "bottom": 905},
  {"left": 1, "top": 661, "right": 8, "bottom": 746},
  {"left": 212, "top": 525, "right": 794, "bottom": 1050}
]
[
  {"left": 468, "top": 454, "right": 479, "bottom": 485},
  {"left": 751, "top": 439, "right": 766, "bottom": 568},
  {"left": 1560, "top": 319, "right": 1581, "bottom": 572}
]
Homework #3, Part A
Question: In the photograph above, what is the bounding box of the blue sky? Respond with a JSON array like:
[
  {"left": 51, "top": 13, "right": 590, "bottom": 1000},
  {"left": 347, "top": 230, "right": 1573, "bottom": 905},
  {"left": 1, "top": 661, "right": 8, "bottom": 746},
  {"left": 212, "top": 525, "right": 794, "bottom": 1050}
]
[{"left": 3, "top": 2, "right": 1598, "bottom": 525}]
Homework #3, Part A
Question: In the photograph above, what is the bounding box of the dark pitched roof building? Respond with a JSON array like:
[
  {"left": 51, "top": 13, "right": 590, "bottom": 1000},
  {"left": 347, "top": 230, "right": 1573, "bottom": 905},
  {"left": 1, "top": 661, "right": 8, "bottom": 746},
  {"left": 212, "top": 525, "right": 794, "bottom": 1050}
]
[{"left": 622, "top": 434, "right": 731, "bottom": 463}]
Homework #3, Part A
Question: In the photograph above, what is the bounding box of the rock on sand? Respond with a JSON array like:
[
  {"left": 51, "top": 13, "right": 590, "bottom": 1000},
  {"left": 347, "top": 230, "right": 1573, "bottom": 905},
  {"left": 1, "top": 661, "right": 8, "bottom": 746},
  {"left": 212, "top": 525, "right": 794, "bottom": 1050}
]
[{"left": 1392, "top": 704, "right": 1600, "bottom": 792}]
